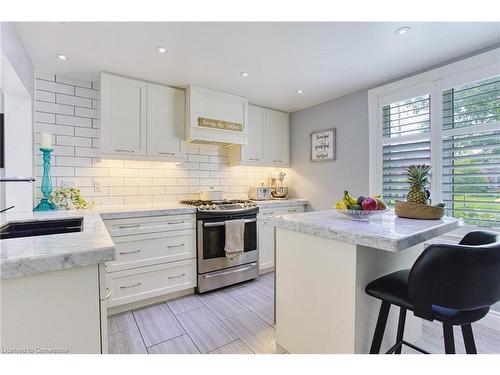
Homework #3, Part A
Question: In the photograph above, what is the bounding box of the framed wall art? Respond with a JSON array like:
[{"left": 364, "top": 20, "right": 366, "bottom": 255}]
[{"left": 310, "top": 128, "right": 336, "bottom": 162}]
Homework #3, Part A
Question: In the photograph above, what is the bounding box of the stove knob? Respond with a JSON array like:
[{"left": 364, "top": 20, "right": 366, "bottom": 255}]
[{"left": 211, "top": 204, "right": 216, "bottom": 209}]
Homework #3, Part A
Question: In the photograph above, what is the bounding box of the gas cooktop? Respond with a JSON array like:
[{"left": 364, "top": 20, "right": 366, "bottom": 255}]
[{"left": 180, "top": 199, "right": 257, "bottom": 211}]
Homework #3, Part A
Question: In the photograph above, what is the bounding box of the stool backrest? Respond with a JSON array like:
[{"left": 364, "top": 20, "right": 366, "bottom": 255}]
[{"left": 408, "top": 231, "right": 500, "bottom": 319}]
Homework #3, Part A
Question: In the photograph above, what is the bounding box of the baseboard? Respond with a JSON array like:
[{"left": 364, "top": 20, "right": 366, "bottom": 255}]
[
  {"left": 107, "top": 288, "right": 195, "bottom": 316},
  {"left": 479, "top": 310, "right": 500, "bottom": 330},
  {"left": 259, "top": 263, "right": 275, "bottom": 275}
]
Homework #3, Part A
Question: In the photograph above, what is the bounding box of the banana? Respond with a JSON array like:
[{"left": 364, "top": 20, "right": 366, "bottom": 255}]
[
  {"left": 344, "top": 191, "right": 357, "bottom": 205},
  {"left": 336, "top": 200, "right": 347, "bottom": 209}
]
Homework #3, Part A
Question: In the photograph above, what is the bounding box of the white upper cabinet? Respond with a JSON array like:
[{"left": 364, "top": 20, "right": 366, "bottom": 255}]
[
  {"left": 147, "top": 83, "right": 185, "bottom": 158},
  {"left": 100, "top": 73, "right": 185, "bottom": 161},
  {"left": 229, "top": 105, "right": 290, "bottom": 167},
  {"left": 241, "top": 105, "right": 265, "bottom": 162},
  {"left": 100, "top": 73, "right": 147, "bottom": 156},
  {"left": 265, "top": 109, "right": 290, "bottom": 166}
]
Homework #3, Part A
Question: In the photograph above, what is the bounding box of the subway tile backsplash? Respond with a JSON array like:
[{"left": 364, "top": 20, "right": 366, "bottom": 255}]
[{"left": 34, "top": 71, "right": 283, "bottom": 206}]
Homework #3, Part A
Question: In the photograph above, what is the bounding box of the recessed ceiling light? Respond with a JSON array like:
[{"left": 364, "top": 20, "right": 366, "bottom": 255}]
[
  {"left": 394, "top": 26, "right": 411, "bottom": 36},
  {"left": 155, "top": 46, "right": 167, "bottom": 54},
  {"left": 55, "top": 54, "right": 67, "bottom": 61},
  {"left": 297, "top": 89, "right": 304, "bottom": 94},
  {"left": 240, "top": 72, "right": 250, "bottom": 77}
]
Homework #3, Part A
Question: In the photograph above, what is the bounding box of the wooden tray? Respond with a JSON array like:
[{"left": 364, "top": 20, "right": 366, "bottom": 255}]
[{"left": 395, "top": 200, "right": 445, "bottom": 220}]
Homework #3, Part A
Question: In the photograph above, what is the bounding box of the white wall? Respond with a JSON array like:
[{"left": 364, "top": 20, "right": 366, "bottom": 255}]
[
  {"left": 34, "top": 71, "right": 288, "bottom": 206},
  {"left": 1, "top": 23, "right": 34, "bottom": 98},
  {"left": 289, "top": 90, "right": 369, "bottom": 211},
  {"left": 0, "top": 22, "right": 34, "bottom": 212}
]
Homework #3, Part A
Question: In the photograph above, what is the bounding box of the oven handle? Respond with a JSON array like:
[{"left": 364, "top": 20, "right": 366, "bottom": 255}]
[
  {"left": 202, "top": 262, "right": 258, "bottom": 278},
  {"left": 203, "top": 218, "right": 257, "bottom": 227}
]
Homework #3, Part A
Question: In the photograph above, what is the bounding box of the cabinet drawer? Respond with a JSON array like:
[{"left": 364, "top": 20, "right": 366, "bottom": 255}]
[
  {"left": 106, "top": 230, "right": 195, "bottom": 273},
  {"left": 258, "top": 205, "right": 305, "bottom": 219},
  {"left": 106, "top": 259, "right": 196, "bottom": 307},
  {"left": 278, "top": 205, "right": 305, "bottom": 214},
  {"left": 104, "top": 215, "right": 195, "bottom": 237}
]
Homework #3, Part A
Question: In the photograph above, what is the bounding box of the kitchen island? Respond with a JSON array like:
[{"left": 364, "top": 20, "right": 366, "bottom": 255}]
[{"left": 272, "top": 210, "right": 459, "bottom": 354}]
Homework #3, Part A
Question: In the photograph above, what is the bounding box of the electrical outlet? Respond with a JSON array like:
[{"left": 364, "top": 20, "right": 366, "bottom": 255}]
[
  {"left": 60, "top": 178, "right": 77, "bottom": 187},
  {"left": 94, "top": 180, "right": 103, "bottom": 193}
]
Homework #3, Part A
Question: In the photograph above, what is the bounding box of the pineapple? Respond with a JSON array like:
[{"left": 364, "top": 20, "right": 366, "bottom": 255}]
[{"left": 406, "top": 164, "right": 430, "bottom": 204}]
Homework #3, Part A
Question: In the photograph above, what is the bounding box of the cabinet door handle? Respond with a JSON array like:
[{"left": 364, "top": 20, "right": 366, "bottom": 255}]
[
  {"left": 262, "top": 211, "right": 275, "bottom": 215},
  {"left": 168, "top": 273, "right": 186, "bottom": 280},
  {"left": 167, "top": 220, "right": 185, "bottom": 225},
  {"left": 117, "top": 224, "right": 141, "bottom": 229},
  {"left": 120, "top": 282, "right": 142, "bottom": 289},
  {"left": 273, "top": 159, "right": 283, "bottom": 163},
  {"left": 119, "top": 249, "right": 142, "bottom": 255},
  {"left": 115, "top": 149, "right": 135, "bottom": 153},
  {"left": 167, "top": 243, "right": 185, "bottom": 249},
  {"left": 159, "top": 152, "right": 175, "bottom": 155},
  {"left": 288, "top": 209, "right": 298, "bottom": 213},
  {"left": 249, "top": 158, "right": 260, "bottom": 161},
  {"left": 105, "top": 287, "right": 112, "bottom": 299}
]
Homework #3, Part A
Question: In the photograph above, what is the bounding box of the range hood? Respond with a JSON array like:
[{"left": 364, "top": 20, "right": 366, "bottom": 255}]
[{"left": 186, "top": 85, "right": 249, "bottom": 146}]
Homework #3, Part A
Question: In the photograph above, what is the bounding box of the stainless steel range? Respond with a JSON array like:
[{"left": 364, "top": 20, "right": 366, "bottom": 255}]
[{"left": 180, "top": 199, "right": 259, "bottom": 293}]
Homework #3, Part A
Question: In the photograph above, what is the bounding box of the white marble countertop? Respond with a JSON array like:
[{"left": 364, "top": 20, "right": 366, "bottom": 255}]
[
  {"left": 0, "top": 198, "right": 310, "bottom": 279},
  {"left": 96, "top": 203, "right": 197, "bottom": 220},
  {"left": 271, "top": 209, "right": 460, "bottom": 252},
  {"left": 1, "top": 210, "right": 115, "bottom": 279}
]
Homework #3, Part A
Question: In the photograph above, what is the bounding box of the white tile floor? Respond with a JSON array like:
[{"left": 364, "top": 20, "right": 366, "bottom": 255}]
[
  {"left": 108, "top": 272, "right": 500, "bottom": 354},
  {"left": 108, "top": 272, "right": 283, "bottom": 354}
]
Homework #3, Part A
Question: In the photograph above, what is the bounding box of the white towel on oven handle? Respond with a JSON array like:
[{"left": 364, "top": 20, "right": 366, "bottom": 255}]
[{"left": 224, "top": 219, "right": 245, "bottom": 257}]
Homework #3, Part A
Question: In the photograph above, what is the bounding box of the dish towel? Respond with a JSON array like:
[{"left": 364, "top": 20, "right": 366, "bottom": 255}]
[{"left": 224, "top": 219, "right": 245, "bottom": 258}]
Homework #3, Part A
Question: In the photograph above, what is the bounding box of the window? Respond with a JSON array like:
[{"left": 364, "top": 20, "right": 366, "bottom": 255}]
[
  {"left": 442, "top": 76, "right": 500, "bottom": 226},
  {"left": 369, "top": 50, "right": 500, "bottom": 228},
  {"left": 382, "top": 95, "right": 431, "bottom": 205}
]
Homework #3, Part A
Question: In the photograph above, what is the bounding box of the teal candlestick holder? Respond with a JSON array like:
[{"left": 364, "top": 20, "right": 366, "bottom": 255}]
[{"left": 34, "top": 147, "right": 57, "bottom": 211}]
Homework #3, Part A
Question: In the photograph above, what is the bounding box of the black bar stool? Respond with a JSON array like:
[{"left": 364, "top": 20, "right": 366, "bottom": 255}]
[{"left": 365, "top": 231, "right": 500, "bottom": 354}]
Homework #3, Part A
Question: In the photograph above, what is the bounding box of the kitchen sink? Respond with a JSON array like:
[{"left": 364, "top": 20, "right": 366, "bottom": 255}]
[{"left": 0, "top": 218, "right": 83, "bottom": 240}]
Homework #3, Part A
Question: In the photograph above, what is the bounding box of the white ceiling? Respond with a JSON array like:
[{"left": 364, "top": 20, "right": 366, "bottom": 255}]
[{"left": 15, "top": 22, "right": 500, "bottom": 112}]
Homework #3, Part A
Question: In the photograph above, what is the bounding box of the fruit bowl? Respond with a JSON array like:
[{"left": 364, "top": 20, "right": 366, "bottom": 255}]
[{"left": 336, "top": 208, "right": 388, "bottom": 221}]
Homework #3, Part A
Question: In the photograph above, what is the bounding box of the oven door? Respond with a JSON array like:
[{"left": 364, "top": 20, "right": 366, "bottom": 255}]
[{"left": 197, "top": 216, "right": 258, "bottom": 274}]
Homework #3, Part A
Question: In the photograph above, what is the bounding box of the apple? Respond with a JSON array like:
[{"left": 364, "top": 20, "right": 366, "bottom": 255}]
[{"left": 361, "top": 197, "right": 378, "bottom": 211}]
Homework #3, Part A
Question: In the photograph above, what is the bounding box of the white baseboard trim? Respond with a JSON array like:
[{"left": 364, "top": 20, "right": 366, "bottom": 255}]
[
  {"left": 107, "top": 288, "right": 194, "bottom": 316},
  {"left": 479, "top": 310, "right": 500, "bottom": 330},
  {"left": 259, "top": 262, "right": 274, "bottom": 274}
]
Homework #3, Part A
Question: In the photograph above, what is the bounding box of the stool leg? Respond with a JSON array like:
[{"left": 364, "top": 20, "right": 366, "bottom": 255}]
[
  {"left": 394, "top": 307, "right": 407, "bottom": 354},
  {"left": 461, "top": 324, "right": 477, "bottom": 354},
  {"left": 370, "top": 301, "right": 391, "bottom": 354},
  {"left": 443, "top": 323, "right": 455, "bottom": 354}
]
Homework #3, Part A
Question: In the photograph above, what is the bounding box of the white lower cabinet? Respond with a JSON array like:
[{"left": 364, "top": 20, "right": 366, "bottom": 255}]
[
  {"left": 103, "top": 214, "right": 197, "bottom": 310},
  {"left": 258, "top": 205, "right": 306, "bottom": 272},
  {"left": 108, "top": 229, "right": 196, "bottom": 273},
  {"left": 107, "top": 259, "right": 196, "bottom": 307},
  {"left": 1, "top": 265, "right": 105, "bottom": 353}
]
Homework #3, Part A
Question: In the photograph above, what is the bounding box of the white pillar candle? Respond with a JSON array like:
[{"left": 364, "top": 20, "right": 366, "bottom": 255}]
[{"left": 40, "top": 133, "right": 52, "bottom": 149}]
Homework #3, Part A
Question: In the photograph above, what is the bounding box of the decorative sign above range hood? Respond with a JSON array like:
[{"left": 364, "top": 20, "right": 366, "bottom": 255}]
[
  {"left": 186, "top": 85, "right": 248, "bottom": 146},
  {"left": 198, "top": 117, "right": 243, "bottom": 132}
]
